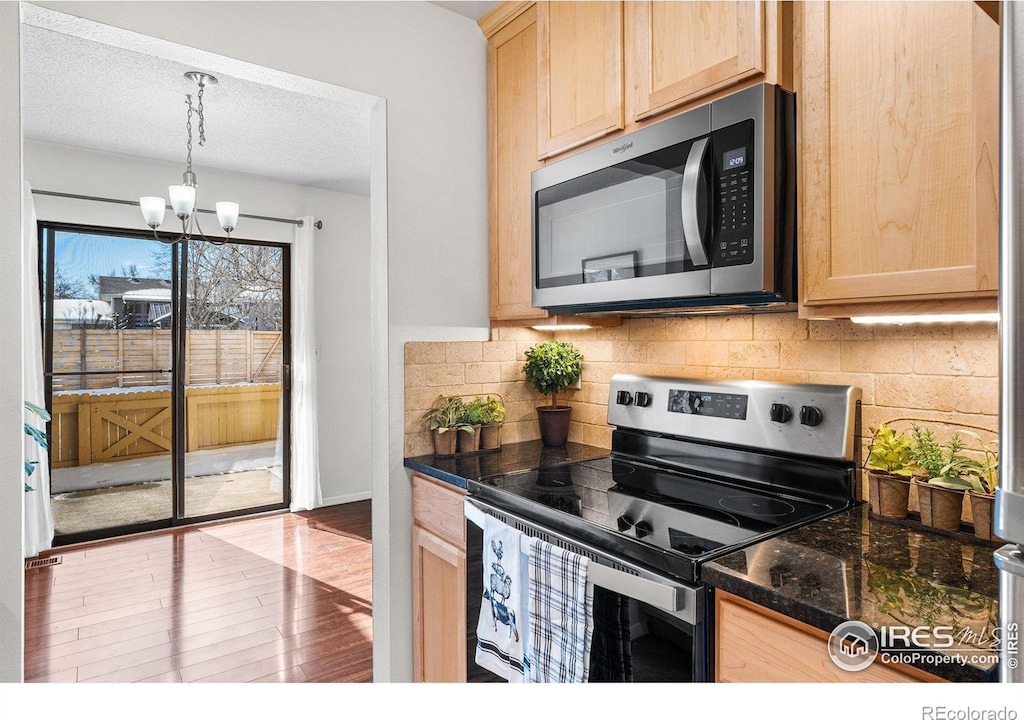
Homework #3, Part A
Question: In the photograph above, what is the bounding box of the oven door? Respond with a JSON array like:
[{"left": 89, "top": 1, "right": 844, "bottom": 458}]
[{"left": 464, "top": 497, "right": 709, "bottom": 683}]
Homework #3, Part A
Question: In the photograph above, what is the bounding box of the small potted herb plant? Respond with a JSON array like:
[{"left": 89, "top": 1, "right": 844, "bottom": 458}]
[
  {"left": 421, "top": 395, "right": 471, "bottom": 457},
  {"left": 912, "top": 427, "right": 969, "bottom": 532},
  {"left": 478, "top": 395, "right": 507, "bottom": 451},
  {"left": 522, "top": 340, "right": 583, "bottom": 447},
  {"left": 458, "top": 397, "right": 488, "bottom": 453},
  {"left": 865, "top": 423, "right": 916, "bottom": 518},
  {"left": 966, "top": 438, "right": 999, "bottom": 541}
]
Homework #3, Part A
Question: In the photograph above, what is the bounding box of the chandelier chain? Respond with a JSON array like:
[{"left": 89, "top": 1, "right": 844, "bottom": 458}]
[
  {"left": 197, "top": 82, "right": 206, "bottom": 146},
  {"left": 185, "top": 94, "right": 194, "bottom": 174}
]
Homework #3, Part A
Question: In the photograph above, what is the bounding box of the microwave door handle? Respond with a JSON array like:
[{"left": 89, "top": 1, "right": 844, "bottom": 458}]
[{"left": 681, "top": 137, "right": 711, "bottom": 267}]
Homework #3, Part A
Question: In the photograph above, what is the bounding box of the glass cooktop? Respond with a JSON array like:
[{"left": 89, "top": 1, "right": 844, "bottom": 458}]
[{"left": 471, "top": 456, "right": 841, "bottom": 581}]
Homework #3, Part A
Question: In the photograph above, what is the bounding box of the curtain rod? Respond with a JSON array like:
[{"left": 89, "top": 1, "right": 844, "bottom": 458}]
[{"left": 30, "top": 190, "right": 324, "bottom": 229}]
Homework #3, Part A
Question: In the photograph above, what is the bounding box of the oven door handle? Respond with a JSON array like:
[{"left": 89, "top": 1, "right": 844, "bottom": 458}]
[
  {"left": 681, "top": 136, "right": 711, "bottom": 268},
  {"left": 465, "top": 497, "right": 694, "bottom": 619}
]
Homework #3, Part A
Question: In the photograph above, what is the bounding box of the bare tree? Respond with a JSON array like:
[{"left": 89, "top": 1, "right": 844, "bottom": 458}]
[
  {"left": 153, "top": 242, "right": 283, "bottom": 330},
  {"left": 52, "top": 267, "right": 87, "bottom": 299}
]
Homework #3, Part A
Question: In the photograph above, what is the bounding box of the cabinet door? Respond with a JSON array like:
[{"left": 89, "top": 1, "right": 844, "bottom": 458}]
[
  {"left": 799, "top": 1, "right": 999, "bottom": 318},
  {"left": 413, "top": 525, "right": 467, "bottom": 683},
  {"left": 629, "top": 1, "right": 765, "bottom": 122},
  {"left": 537, "top": 1, "right": 624, "bottom": 159},
  {"left": 489, "top": 5, "right": 549, "bottom": 322}
]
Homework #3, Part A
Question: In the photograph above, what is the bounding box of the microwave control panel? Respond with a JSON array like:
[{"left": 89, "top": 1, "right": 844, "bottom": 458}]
[{"left": 713, "top": 120, "right": 755, "bottom": 267}]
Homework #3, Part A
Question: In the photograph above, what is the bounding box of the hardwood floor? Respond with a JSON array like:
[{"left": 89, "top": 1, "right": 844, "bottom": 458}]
[{"left": 24, "top": 501, "right": 372, "bottom": 683}]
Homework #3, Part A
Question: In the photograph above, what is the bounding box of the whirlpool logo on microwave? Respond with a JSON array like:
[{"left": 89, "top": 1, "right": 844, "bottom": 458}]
[{"left": 612, "top": 141, "right": 633, "bottom": 155}]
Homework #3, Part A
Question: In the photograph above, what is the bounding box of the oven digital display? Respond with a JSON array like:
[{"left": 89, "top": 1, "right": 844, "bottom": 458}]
[{"left": 667, "top": 389, "right": 748, "bottom": 420}]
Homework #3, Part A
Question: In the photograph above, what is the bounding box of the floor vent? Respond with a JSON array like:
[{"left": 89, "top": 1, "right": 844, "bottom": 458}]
[{"left": 25, "top": 556, "right": 62, "bottom": 569}]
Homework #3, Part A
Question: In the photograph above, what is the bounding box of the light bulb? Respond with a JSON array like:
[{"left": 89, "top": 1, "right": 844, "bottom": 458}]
[
  {"left": 169, "top": 185, "right": 196, "bottom": 218},
  {"left": 216, "top": 202, "right": 239, "bottom": 233},
  {"left": 139, "top": 196, "right": 166, "bottom": 228}
]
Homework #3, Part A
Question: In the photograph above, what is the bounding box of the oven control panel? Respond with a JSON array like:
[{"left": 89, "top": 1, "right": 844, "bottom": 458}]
[{"left": 607, "top": 374, "right": 861, "bottom": 462}]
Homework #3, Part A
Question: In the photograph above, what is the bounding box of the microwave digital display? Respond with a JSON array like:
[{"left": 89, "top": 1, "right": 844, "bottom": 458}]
[{"left": 723, "top": 147, "right": 747, "bottom": 170}]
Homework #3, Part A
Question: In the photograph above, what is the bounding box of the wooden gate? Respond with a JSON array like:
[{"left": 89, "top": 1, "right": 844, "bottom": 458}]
[{"left": 51, "top": 384, "right": 281, "bottom": 468}]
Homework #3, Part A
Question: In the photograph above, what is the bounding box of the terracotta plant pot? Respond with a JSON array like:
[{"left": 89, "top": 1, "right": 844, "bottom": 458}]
[
  {"left": 969, "top": 491, "right": 998, "bottom": 542},
  {"left": 916, "top": 478, "right": 965, "bottom": 532},
  {"left": 867, "top": 470, "right": 911, "bottom": 519},
  {"left": 537, "top": 406, "right": 572, "bottom": 447},
  {"left": 431, "top": 428, "right": 457, "bottom": 457},
  {"left": 479, "top": 423, "right": 502, "bottom": 451},
  {"left": 457, "top": 424, "right": 481, "bottom": 453}
]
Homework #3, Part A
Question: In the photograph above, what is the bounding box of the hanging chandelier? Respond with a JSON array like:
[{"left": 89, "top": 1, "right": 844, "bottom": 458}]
[{"left": 139, "top": 71, "right": 238, "bottom": 245}]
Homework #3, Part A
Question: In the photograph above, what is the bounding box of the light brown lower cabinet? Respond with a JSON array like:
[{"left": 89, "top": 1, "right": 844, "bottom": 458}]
[
  {"left": 412, "top": 473, "right": 467, "bottom": 683},
  {"left": 715, "top": 591, "right": 941, "bottom": 682}
]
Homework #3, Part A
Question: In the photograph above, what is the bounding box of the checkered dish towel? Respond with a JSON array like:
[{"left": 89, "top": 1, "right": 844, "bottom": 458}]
[{"left": 525, "top": 536, "right": 594, "bottom": 683}]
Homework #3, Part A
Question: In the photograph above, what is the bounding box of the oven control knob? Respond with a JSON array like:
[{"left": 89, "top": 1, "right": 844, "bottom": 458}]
[
  {"left": 616, "top": 390, "right": 634, "bottom": 406},
  {"left": 616, "top": 514, "right": 634, "bottom": 532},
  {"left": 769, "top": 403, "right": 793, "bottom": 424},
  {"left": 634, "top": 520, "right": 653, "bottom": 539},
  {"left": 799, "top": 405, "right": 824, "bottom": 428},
  {"left": 634, "top": 391, "right": 652, "bottom": 408}
]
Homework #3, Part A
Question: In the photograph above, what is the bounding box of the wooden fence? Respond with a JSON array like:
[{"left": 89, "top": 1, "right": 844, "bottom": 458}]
[
  {"left": 51, "top": 329, "right": 282, "bottom": 391},
  {"left": 51, "top": 383, "right": 282, "bottom": 468}
]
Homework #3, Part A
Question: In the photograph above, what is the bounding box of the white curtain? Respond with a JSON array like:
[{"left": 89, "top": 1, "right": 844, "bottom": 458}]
[
  {"left": 23, "top": 183, "right": 54, "bottom": 557},
  {"left": 290, "top": 215, "right": 322, "bottom": 511}
]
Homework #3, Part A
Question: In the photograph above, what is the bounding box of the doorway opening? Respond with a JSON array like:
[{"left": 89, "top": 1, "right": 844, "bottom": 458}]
[{"left": 41, "top": 222, "right": 291, "bottom": 544}]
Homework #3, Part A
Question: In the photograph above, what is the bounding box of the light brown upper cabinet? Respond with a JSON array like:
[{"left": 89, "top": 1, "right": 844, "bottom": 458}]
[
  {"left": 629, "top": 2, "right": 767, "bottom": 122},
  {"left": 537, "top": 1, "right": 625, "bottom": 159},
  {"left": 485, "top": 3, "right": 549, "bottom": 322},
  {"left": 798, "top": 1, "right": 999, "bottom": 319}
]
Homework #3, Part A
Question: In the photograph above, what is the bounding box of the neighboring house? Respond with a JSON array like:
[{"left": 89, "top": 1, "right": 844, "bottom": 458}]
[
  {"left": 51, "top": 298, "right": 112, "bottom": 329},
  {"left": 97, "top": 275, "right": 277, "bottom": 330},
  {"left": 97, "top": 276, "right": 172, "bottom": 328}
]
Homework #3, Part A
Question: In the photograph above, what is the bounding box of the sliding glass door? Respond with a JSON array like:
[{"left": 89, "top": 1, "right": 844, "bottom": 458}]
[
  {"left": 41, "top": 224, "right": 290, "bottom": 544},
  {"left": 180, "top": 240, "right": 289, "bottom": 519}
]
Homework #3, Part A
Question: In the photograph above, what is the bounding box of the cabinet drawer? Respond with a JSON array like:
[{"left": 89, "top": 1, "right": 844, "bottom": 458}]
[
  {"left": 412, "top": 473, "right": 467, "bottom": 548},
  {"left": 715, "top": 592, "right": 938, "bottom": 682}
]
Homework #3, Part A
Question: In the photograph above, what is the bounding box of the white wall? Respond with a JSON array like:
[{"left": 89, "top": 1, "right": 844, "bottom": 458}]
[
  {"left": 0, "top": 3, "right": 24, "bottom": 684},
  {"left": 12, "top": 1, "right": 490, "bottom": 682},
  {"left": 24, "top": 139, "right": 373, "bottom": 505}
]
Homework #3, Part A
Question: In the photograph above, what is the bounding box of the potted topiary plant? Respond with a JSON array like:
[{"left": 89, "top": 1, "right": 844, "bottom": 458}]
[
  {"left": 458, "top": 397, "right": 488, "bottom": 453},
  {"left": 865, "top": 422, "right": 917, "bottom": 518},
  {"left": 913, "top": 428, "right": 969, "bottom": 532},
  {"left": 478, "top": 395, "right": 506, "bottom": 451},
  {"left": 522, "top": 340, "right": 583, "bottom": 447},
  {"left": 421, "top": 395, "right": 471, "bottom": 457}
]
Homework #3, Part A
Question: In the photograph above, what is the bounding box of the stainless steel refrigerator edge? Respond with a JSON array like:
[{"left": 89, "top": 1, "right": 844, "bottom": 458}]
[{"left": 999, "top": 0, "right": 1024, "bottom": 684}]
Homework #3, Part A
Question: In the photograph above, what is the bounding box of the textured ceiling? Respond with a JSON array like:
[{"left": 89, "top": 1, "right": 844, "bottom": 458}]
[{"left": 21, "top": 24, "right": 371, "bottom": 195}]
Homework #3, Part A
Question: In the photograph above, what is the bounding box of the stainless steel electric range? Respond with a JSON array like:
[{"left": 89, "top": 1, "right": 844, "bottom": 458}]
[{"left": 464, "top": 373, "right": 862, "bottom": 682}]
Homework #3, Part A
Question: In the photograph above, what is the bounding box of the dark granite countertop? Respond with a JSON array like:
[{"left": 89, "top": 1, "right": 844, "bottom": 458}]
[
  {"left": 404, "top": 440, "right": 609, "bottom": 490},
  {"left": 703, "top": 504, "right": 1001, "bottom": 682}
]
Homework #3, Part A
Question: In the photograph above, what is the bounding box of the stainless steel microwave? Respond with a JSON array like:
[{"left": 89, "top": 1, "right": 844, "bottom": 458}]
[{"left": 531, "top": 83, "right": 796, "bottom": 315}]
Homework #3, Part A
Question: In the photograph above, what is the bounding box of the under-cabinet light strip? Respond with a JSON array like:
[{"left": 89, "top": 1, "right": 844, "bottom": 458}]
[
  {"left": 849, "top": 313, "right": 1000, "bottom": 325},
  {"left": 530, "top": 324, "right": 594, "bottom": 331}
]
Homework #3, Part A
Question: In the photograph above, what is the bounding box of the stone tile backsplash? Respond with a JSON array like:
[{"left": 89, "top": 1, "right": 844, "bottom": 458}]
[{"left": 404, "top": 315, "right": 999, "bottom": 500}]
